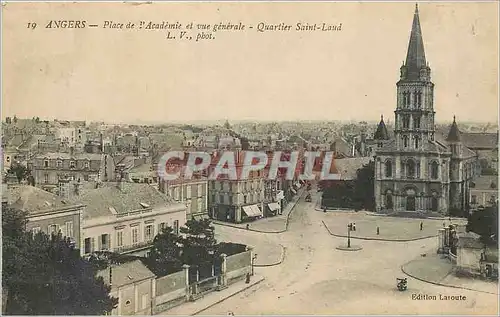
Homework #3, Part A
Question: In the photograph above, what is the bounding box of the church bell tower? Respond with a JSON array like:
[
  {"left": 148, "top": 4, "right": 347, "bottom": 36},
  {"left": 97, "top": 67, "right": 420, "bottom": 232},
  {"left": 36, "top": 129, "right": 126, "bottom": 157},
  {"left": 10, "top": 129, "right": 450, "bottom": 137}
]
[{"left": 394, "top": 4, "right": 436, "bottom": 151}]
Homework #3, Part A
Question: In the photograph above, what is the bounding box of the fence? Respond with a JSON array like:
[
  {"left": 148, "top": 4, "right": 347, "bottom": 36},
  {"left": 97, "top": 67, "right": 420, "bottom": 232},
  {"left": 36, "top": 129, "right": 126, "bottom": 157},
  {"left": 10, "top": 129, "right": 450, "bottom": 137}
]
[
  {"left": 153, "top": 249, "right": 253, "bottom": 313},
  {"left": 153, "top": 269, "right": 187, "bottom": 314}
]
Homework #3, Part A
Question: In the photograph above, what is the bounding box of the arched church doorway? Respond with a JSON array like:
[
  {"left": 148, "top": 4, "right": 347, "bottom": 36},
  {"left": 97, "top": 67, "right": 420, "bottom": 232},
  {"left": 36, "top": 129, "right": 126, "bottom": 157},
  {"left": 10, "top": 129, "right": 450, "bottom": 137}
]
[
  {"left": 406, "top": 188, "right": 416, "bottom": 211},
  {"left": 431, "top": 192, "right": 439, "bottom": 211},
  {"left": 385, "top": 190, "right": 393, "bottom": 210}
]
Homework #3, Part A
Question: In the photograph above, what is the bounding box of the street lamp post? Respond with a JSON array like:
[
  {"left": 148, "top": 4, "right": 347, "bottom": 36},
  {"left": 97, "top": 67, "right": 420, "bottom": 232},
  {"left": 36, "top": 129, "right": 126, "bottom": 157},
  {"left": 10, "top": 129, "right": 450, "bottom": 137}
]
[
  {"left": 347, "top": 223, "right": 352, "bottom": 248},
  {"left": 251, "top": 254, "right": 257, "bottom": 276}
]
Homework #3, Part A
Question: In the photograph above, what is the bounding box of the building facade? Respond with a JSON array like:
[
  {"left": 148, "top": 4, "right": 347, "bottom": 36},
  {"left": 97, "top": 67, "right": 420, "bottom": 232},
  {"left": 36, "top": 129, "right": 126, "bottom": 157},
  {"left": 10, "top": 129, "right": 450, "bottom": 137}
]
[
  {"left": 374, "top": 5, "right": 478, "bottom": 214},
  {"left": 30, "top": 151, "right": 116, "bottom": 192},
  {"left": 7, "top": 185, "right": 84, "bottom": 254},
  {"left": 69, "top": 182, "right": 187, "bottom": 257}
]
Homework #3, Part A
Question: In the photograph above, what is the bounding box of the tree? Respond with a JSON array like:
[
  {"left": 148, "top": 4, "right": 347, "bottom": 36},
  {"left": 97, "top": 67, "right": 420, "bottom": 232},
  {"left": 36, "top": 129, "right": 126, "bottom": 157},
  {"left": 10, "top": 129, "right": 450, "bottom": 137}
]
[
  {"left": 179, "top": 218, "right": 217, "bottom": 267},
  {"left": 8, "top": 163, "right": 29, "bottom": 183},
  {"left": 353, "top": 161, "right": 375, "bottom": 211},
  {"left": 466, "top": 204, "right": 498, "bottom": 246},
  {"left": 2, "top": 207, "right": 118, "bottom": 315},
  {"left": 146, "top": 225, "right": 183, "bottom": 276}
]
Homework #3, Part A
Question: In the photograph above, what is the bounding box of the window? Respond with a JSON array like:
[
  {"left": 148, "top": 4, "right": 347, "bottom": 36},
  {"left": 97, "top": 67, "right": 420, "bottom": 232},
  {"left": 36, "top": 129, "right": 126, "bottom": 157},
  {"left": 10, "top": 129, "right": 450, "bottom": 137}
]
[
  {"left": 132, "top": 227, "right": 139, "bottom": 244},
  {"left": 198, "top": 184, "right": 203, "bottom": 196},
  {"left": 84, "top": 161, "right": 89, "bottom": 169},
  {"left": 65, "top": 221, "right": 74, "bottom": 238},
  {"left": 244, "top": 195, "right": 247, "bottom": 204},
  {"left": 219, "top": 194, "right": 224, "bottom": 204},
  {"left": 211, "top": 194, "right": 216, "bottom": 204},
  {"left": 173, "top": 220, "right": 179, "bottom": 235},
  {"left": 48, "top": 224, "right": 59, "bottom": 235},
  {"left": 145, "top": 225, "right": 154, "bottom": 241},
  {"left": 57, "top": 160, "right": 62, "bottom": 168},
  {"left": 70, "top": 160, "right": 76, "bottom": 169},
  {"left": 44, "top": 173, "right": 49, "bottom": 184},
  {"left": 403, "top": 136, "right": 409, "bottom": 148},
  {"left": 198, "top": 197, "right": 203, "bottom": 213},
  {"left": 471, "top": 195, "right": 477, "bottom": 204},
  {"left": 32, "top": 226, "right": 41, "bottom": 236},
  {"left": 416, "top": 91, "right": 422, "bottom": 107},
  {"left": 44, "top": 160, "right": 49, "bottom": 168},
  {"left": 402, "top": 116, "right": 410, "bottom": 129},
  {"left": 431, "top": 161, "right": 439, "bottom": 179},
  {"left": 406, "top": 160, "right": 416, "bottom": 178},
  {"left": 414, "top": 117, "right": 420, "bottom": 129},
  {"left": 174, "top": 187, "right": 180, "bottom": 200},
  {"left": 158, "top": 222, "right": 166, "bottom": 233},
  {"left": 116, "top": 230, "right": 123, "bottom": 247},
  {"left": 6, "top": 156, "right": 10, "bottom": 163},
  {"left": 414, "top": 136, "right": 420, "bottom": 149},
  {"left": 186, "top": 185, "right": 191, "bottom": 199},
  {"left": 100, "top": 234, "right": 109, "bottom": 250},
  {"left": 431, "top": 133, "right": 434, "bottom": 141},
  {"left": 84, "top": 237, "right": 94, "bottom": 254},
  {"left": 141, "top": 294, "right": 148, "bottom": 310},
  {"left": 384, "top": 161, "right": 392, "bottom": 177}
]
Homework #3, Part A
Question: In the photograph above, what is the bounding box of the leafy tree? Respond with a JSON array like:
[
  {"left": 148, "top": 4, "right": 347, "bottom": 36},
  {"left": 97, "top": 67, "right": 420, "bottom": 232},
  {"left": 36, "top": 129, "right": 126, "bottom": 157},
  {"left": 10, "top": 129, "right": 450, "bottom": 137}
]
[
  {"left": 5, "top": 117, "right": 11, "bottom": 124},
  {"left": 466, "top": 204, "right": 498, "bottom": 246},
  {"left": 8, "top": 163, "right": 29, "bottom": 183},
  {"left": 146, "top": 225, "right": 183, "bottom": 276},
  {"left": 13, "top": 115, "right": 17, "bottom": 124},
  {"left": 322, "top": 181, "right": 355, "bottom": 208},
  {"left": 353, "top": 161, "right": 375, "bottom": 211},
  {"left": 179, "top": 218, "right": 217, "bottom": 267},
  {"left": 2, "top": 207, "right": 118, "bottom": 315}
]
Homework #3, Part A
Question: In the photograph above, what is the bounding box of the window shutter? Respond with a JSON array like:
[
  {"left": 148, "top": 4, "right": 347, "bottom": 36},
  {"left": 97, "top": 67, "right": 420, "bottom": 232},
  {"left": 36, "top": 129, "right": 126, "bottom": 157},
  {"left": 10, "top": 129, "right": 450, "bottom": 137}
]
[{"left": 91, "top": 237, "right": 95, "bottom": 252}]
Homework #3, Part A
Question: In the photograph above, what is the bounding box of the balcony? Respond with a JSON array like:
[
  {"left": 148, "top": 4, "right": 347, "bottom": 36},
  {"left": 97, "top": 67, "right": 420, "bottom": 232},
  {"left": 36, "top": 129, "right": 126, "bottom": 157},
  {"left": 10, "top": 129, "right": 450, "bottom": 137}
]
[{"left": 113, "top": 241, "right": 152, "bottom": 254}]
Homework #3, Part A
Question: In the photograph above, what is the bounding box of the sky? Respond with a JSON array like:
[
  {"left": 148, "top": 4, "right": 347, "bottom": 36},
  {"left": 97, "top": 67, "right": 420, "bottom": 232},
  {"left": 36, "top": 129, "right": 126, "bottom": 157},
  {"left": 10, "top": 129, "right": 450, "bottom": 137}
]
[{"left": 2, "top": 1, "right": 498, "bottom": 124}]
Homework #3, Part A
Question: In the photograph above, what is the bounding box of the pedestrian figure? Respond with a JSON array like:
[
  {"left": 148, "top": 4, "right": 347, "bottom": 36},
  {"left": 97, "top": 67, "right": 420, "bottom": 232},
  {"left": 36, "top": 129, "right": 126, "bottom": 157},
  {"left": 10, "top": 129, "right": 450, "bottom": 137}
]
[
  {"left": 246, "top": 224, "right": 250, "bottom": 230},
  {"left": 420, "top": 222, "right": 423, "bottom": 231},
  {"left": 323, "top": 207, "right": 327, "bottom": 213},
  {"left": 352, "top": 223, "right": 356, "bottom": 231},
  {"left": 245, "top": 273, "right": 251, "bottom": 284},
  {"left": 377, "top": 227, "right": 380, "bottom": 235},
  {"left": 443, "top": 222, "right": 445, "bottom": 227}
]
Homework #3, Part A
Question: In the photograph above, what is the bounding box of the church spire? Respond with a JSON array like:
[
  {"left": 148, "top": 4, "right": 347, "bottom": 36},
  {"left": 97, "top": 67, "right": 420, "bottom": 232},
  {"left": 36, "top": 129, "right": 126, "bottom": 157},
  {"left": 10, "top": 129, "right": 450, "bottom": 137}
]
[
  {"left": 374, "top": 115, "right": 389, "bottom": 140},
  {"left": 404, "top": 3, "right": 427, "bottom": 80},
  {"left": 446, "top": 116, "right": 461, "bottom": 142}
]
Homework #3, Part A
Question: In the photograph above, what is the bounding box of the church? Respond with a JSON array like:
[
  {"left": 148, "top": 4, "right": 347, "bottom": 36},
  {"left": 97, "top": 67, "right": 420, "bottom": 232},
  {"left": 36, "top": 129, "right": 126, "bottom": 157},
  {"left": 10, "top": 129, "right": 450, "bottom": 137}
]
[{"left": 373, "top": 4, "right": 479, "bottom": 215}]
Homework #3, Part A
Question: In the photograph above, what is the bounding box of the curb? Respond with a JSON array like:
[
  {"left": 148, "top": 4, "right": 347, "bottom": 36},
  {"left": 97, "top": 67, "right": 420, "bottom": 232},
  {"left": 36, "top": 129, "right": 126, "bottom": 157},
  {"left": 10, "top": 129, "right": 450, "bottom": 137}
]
[
  {"left": 254, "top": 244, "right": 286, "bottom": 267},
  {"left": 213, "top": 189, "right": 304, "bottom": 234},
  {"left": 401, "top": 262, "right": 498, "bottom": 295},
  {"left": 191, "top": 277, "right": 265, "bottom": 315},
  {"left": 321, "top": 220, "right": 438, "bottom": 242}
]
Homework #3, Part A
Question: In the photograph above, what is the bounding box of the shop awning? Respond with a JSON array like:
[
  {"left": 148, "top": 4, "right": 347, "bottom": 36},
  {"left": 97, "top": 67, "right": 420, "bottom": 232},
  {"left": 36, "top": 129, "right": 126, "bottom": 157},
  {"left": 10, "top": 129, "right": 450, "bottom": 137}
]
[
  {"left": 268, "top": 202, "right": 280, "bottom": 211},
  {"left": 242, "top": 205, "right": 263, "bottom": 217},
  {"left": 251, "top": 205, "right": 263, "bottom": 217}
]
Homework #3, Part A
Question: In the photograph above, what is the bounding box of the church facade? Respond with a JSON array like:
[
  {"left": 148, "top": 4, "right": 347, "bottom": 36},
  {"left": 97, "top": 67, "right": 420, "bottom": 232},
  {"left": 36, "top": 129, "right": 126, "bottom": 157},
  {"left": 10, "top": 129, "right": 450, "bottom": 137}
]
[{"left": 373, "top": 5, "right": 479, "bottom": 215}]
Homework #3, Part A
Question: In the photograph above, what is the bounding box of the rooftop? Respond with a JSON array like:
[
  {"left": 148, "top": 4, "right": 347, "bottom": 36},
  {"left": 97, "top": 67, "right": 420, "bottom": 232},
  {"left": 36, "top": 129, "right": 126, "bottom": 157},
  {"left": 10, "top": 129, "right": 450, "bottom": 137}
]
[
  {"left": 97, "top": 259, "right": 155, "bottom": 288},
  {"left": 68, "top": 182, "right": 178, "bottom": 220},
  {"left": 7, "top": 185, "right": 80, "bottom": 214}
]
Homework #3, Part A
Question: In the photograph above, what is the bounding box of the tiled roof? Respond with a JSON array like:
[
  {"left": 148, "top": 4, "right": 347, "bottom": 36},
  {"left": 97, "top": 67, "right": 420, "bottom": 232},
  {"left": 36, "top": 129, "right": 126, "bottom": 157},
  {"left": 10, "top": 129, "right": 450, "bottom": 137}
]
[
  {"left": 35, "top": 152, "right": 102, "bottom": 160},
  {"left": 7, "top": 185, "right": 77, "bottom": 214},
  {"left": 446, "top": 117, "right": 461, "bottom": 142},
  {"left": 68, "top": 182, "right": 176, "bottom": 219},
  {"left": 334, "top": 157, "right": 372, "bottom": 180},
  {"left": 461, "top": 133, "right": 498, "bottom": 150},
  {"left": 470, "top": 175, "right": 497, "bottom": 190},
  {"left": 97, "top": 260, "right": 155, "bottom": 288}
]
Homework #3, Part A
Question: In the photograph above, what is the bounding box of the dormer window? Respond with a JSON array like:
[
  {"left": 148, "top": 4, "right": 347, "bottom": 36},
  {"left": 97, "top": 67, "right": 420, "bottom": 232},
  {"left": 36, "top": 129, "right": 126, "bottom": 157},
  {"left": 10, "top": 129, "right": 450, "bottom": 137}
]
[
  {"left": 56, "top": 160, "right": 63, "bottom": 168},
  {"left": 70, "top": 160, "right": 76, "bottom": 169},
  {"left": 44, "top": 159, "right": 49, "bottom": 168}
]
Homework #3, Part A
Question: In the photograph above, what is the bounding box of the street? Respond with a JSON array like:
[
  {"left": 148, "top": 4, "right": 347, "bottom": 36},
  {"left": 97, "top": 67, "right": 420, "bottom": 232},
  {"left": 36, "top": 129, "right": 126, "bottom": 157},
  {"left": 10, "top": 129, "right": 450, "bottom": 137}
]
[{"left": 205, "top": 192, "right": 498, "bottom": 315}]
